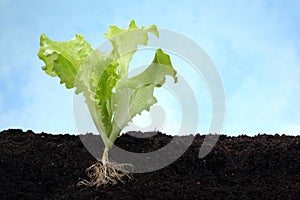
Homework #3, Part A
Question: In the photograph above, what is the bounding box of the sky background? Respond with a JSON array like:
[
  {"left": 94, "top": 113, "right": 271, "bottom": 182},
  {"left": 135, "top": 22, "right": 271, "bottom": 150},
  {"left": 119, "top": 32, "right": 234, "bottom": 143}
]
[{"left": 0, "top": 0, "right": 300, "bottom": 136}]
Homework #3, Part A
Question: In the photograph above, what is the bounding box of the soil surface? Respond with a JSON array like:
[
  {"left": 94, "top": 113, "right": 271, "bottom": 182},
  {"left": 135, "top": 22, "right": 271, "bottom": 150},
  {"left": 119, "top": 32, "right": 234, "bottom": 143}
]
[{"left": 0, "top": 129, "right": 299, "bottom": 199}]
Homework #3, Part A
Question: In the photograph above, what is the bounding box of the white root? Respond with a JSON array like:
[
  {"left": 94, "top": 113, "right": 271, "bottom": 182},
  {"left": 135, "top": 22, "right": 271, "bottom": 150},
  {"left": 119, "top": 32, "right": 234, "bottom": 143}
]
[{"left": 77, "top": 147, "right": 133, "bottom": 188}]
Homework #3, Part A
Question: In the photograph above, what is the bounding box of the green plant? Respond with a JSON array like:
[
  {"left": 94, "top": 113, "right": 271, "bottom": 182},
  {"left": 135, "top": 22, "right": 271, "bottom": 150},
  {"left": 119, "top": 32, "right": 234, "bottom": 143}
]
[{"left": 38, "top": 20, "right": 177, "bottom": 187}]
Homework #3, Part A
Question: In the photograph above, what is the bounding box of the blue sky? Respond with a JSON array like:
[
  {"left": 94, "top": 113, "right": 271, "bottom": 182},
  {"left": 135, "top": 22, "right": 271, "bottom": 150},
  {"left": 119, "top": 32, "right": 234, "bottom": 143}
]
[{"left": 0, "top": 0, "right": 300, "bottom": 135}]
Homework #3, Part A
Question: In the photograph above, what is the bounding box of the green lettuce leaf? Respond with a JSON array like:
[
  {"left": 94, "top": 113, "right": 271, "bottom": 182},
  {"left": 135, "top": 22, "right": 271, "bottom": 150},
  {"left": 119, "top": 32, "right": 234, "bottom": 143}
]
[
  {"left": 38, "top": 34, "right": 92, "bottom": 93},
  {"left": 104, "top": 20, "right": 159, "bottom": 77},
  {"left": 109, "top": 49, "right": 177, "bottom": 144},
  {"left": 38, "top": 20, "right": 178, "bottom": 148}
]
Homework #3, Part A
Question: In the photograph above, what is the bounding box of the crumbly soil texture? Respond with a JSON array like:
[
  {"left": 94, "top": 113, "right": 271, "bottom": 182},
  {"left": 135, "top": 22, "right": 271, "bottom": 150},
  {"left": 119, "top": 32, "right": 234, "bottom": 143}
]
[{"left": 0, "top": 129, "right": 299, "bottom": 199}]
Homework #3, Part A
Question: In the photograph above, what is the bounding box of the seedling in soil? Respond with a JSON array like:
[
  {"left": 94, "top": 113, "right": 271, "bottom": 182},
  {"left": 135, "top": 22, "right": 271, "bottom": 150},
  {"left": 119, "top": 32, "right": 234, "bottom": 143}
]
[{"left": 38, "top": 20, "right": 177, "bottom": 188}]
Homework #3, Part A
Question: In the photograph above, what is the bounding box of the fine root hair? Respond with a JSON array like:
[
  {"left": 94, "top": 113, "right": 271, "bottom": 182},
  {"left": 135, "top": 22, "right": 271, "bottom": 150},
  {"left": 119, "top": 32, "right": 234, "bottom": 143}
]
[{"left": 77, "top": 160, "right": 133, "bottom": 188}]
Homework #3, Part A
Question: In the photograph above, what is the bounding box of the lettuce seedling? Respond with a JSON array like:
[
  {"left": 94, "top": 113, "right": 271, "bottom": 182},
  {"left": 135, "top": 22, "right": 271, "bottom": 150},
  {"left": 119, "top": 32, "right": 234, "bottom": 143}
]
[{"left": 38, "top": 20, "right": 177, "bottom": 187}]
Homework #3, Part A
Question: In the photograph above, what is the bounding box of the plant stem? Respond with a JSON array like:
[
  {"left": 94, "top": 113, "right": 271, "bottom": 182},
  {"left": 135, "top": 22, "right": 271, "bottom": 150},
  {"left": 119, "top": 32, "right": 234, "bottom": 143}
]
[{"left": 102, "top": 146, "right": 109, "bottom": 165}]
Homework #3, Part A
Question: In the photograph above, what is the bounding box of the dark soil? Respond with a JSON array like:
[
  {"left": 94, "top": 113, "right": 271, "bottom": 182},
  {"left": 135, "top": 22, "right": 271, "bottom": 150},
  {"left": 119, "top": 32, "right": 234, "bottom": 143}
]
[{"left": 0, "top": 129, "right": 299, "bottom": 199}]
